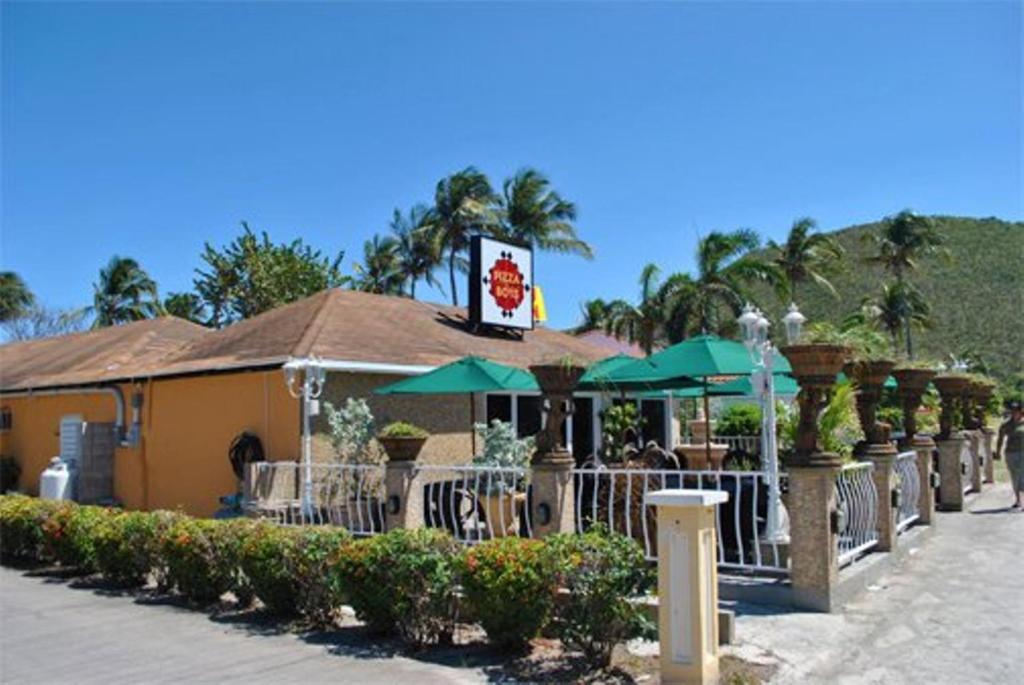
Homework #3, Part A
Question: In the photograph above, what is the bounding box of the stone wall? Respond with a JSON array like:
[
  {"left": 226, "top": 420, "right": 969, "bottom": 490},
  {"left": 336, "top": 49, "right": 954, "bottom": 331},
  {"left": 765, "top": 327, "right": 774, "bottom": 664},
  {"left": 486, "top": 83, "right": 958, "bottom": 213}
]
[{"left": 311, "top": 371, "right": 485, "bottom": 466}]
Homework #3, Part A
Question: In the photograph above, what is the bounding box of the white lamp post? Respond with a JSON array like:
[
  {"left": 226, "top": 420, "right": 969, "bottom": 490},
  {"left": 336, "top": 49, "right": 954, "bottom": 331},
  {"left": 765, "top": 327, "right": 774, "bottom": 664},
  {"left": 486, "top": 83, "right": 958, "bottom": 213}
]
[
  {"left": 738, "top": 303, "right": 802, "bottom": 544},
  {"left": 285, "top": 356, "right": 326, "bottom": 519}
]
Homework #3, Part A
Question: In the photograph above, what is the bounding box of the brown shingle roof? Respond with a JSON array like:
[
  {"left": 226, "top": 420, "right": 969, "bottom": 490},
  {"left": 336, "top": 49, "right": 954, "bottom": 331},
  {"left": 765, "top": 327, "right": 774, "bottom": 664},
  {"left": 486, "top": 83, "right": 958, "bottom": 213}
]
[
  {"left": 0, "top": 317, "right": 209, "bottom": 391},
  {"left": 1, "top": 290, "right": 610, "bottom": 390},
  {"left": 152, "top": 289, "right": 609, "bottom": 375}
]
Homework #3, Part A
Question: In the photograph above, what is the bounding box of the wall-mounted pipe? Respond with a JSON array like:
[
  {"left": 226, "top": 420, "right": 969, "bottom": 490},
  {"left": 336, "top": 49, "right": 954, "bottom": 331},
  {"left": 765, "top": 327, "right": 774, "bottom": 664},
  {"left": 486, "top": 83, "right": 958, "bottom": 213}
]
[{"left": 0, "top": 386, "right": 132, "bottom": 446}]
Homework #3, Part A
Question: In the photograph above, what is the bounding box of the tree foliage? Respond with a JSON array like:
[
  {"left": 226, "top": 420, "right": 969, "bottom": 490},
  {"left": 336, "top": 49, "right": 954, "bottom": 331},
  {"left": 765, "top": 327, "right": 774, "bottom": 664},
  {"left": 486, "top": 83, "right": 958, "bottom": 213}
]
[
  {"left": 89, "top": 256, "right": 163, "bottom": 328},
  {"left": 2, "top": 305, "right": 88, "bottom": 342},
  {"left": 0, "top": 272, "right": 34, "bottom": 322},
  {"left": 163, "top": 292, "right": 208, "bottom": 325},
  {"left": 766, "top": 217, "right": 844, "bottom": 302},
  {"left": 194, "top": 223, "right": 345, "bottom": 327},
  {"left": 492, "top": 168, "right": 593, "bottom": 259},
  {"left": 349, "top": 234, "right": 403, "bottom": 295}
]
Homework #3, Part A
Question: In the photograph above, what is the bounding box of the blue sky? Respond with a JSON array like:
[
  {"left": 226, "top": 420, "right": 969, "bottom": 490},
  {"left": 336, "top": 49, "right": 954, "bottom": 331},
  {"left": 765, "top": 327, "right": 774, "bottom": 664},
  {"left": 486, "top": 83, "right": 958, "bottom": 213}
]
[{"left": 2, "top": 1, "right": 1020, "bottom": 330}]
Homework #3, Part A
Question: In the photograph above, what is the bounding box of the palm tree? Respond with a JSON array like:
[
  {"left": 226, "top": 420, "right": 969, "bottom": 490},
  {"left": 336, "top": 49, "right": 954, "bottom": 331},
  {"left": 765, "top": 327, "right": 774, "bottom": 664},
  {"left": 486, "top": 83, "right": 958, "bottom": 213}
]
[
  {"left": 350, "top": 235, "right": 404, "bottom": 295},
  {"left": 163, "top": 292, "right": 207, "bottom": 325},
  {"left": 493, "top": 168, "right": 594, "bottom": 259},
  {"left": 0, "top": 272, "right": 34, "bottom": 322},
  {"left": 863, "top": 210, "right": 946, "bottom": 358},
  {"left": 667, "top": 229, "right": 780, "bottom": 336},
  {"left": 843, "top": 281, "right": 931, "bottom": 355},
  {"left": 574, "top": 298, "right": 615, "bottom": 334},
  {"left": 429, "top": 167, "right": 499, "bottom": 306},
  {"left": 604, "top": 264, "right": 685, "bottom": 354},
  {"left": 89, "top": 256, "right": 162, "bottom": 328},
  {"left": 391, "top": 205, "right": 442, "bottom": 299},
  {"left": 766, "top": 217, "right": 844, "bottom": 303}
]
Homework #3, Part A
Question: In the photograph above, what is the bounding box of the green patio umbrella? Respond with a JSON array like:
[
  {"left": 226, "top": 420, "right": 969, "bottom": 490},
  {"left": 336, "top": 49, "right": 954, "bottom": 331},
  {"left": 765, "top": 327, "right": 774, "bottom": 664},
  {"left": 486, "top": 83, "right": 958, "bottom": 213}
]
[
  {"left": 375, "top": 356, "right": 538, "bottom": 453},
  {"left": 606, "top": 335, "right": 792, "bottom": 462},
  {"left": 666, "top": 372, "right": 800, "bottom": 399},
  {"left": 375, "top": 356, "right": 538, "bottom": 395},
  {"left": 577, "top": 354, "right": 699, "bottom": 393}
]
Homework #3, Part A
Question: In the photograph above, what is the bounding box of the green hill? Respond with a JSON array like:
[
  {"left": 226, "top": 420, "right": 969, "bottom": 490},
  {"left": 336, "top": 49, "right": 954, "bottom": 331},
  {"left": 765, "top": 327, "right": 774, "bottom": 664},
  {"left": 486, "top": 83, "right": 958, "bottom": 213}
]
[{"left": 752, "top": 216, "right": 1024, "bottom": 382}]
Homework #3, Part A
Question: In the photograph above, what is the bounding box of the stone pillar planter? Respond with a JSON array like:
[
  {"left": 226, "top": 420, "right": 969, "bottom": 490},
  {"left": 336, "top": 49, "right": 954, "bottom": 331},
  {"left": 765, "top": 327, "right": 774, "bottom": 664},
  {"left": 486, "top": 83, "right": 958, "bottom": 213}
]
[
  {"left": 982, "top": 427, "right": 996, "bottom": 484},
  {"left": 528, "top": 361, "right": 585, "bottom": 536},
  {"left": 778, "top": 343, "right": 850, "bottom": 612},
  {"left": 933, "top": 374, "right": 970, "bottom": 510},
  {"left": 779, "top": 344, "right": 852, "bottom": 466},
  {"left": 971, "top": 380, "right": 996, "bottom": 485},
  {"left": 787, "top": 462, "right": 843, "bottom": 611},
  {"left": 381, "top": 437, "right": 427, "bottom": 531},
  {"left": 893, "top": 367, "right": 938, "bottom": 525},
  {"left": 846, "top": 360, "right": 899, "bottom": 551}
]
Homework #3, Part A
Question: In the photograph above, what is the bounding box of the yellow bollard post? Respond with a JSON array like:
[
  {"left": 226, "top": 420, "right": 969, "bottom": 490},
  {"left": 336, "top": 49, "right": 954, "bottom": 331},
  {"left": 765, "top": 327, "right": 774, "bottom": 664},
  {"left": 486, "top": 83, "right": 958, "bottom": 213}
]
[{"left": 645, "top": 489, "right": 729, "bottom": 685}]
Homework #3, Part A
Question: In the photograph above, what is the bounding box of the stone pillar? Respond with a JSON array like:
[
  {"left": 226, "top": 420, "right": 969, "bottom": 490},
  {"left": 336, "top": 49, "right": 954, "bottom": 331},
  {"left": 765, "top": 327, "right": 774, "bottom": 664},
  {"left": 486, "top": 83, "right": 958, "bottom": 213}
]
[
  {"left": 862, "top": 448, "right": 898, "bottom": 552},
  {"left": 529, "top": 361, "right": 586, "bottom": 537},
  {"left": 530, "top": 454, "right": 576, "bottom": 536},
  {"left": 911, "top": 437, "right": 936, "bottom": 525},
  {"left": 384, "top": 459, "right": 425, "bottom": 531},
  {"left": 982, "top": 427, "right": 996, "bottom": 483},
  {"left": 967, "top": 430, "right": 983, "bottom": 493},
  {"left": 645, "top": 489, "right": 728, "bottom": 685},
  {"left": 787, "top": 461, "right": 842, "bottom": 612},
  {"left": 935, "top": 434, "right": 967, "bottom": 511}
]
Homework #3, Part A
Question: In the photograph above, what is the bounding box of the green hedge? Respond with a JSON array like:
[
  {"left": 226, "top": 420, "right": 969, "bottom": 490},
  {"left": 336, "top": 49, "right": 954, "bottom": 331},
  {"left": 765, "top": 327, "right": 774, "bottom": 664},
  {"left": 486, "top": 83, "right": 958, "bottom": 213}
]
[{"left": 0, "top": 495, "right": 652, "bottom": 664}]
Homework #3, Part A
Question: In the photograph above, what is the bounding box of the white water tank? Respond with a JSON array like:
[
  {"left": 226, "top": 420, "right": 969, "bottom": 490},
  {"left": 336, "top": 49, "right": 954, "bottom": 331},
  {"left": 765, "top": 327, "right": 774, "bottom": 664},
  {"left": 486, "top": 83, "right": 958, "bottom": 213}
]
[{"left": 40, "top": 457, "right": 74, "bottom": 500}]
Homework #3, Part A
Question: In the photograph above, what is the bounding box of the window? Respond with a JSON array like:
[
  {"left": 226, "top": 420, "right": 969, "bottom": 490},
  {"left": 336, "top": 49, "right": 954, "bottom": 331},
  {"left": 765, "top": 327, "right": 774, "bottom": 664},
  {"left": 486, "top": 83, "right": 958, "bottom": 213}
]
[
  {"left": 486, "top": 395, "right": 512, "bottom": 424},
  {"left": 0, "top": 407, "right": 10, "bottom": 431}
]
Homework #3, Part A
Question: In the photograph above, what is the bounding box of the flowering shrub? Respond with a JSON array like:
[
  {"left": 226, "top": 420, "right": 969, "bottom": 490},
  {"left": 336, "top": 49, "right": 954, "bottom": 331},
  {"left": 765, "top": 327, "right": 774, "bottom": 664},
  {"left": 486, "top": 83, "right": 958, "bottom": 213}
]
[
  {"left": 41, "top": 502, "right": 110, "bottom": 572},
  {"left": 289, "top": 526, "right": 351, "bottom": 626},
  {"left": 162, "top": 518, "right": 255, "bottom": 604},
  {"left": 336, "top": 528, "right": 459, "bottom": 647},
  {"left": 94, "top": 510, "right": 181, "bottom": 587},
  {"left": 238, "top": 522, "right": 302, "bottom": 615},
  {"left": 0, "top": 495, "right": 58, "bottom": 563},
  {"left": 457, "top": 537, "right": 557, "bottom": 649},
  {"left": 547, "top": 527, "right": 655, "bottom": 667}
]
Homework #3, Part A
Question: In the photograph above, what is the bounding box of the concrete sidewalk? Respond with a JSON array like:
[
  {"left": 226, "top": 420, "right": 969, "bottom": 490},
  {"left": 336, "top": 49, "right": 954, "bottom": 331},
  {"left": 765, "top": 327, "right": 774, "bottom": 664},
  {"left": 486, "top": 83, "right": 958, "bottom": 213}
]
[
  {"left": 0, "top": 569, "right": 487, "bottom": 685},
  {"left": 729, "top": 481, "right": 1024, "bottom": 684}
]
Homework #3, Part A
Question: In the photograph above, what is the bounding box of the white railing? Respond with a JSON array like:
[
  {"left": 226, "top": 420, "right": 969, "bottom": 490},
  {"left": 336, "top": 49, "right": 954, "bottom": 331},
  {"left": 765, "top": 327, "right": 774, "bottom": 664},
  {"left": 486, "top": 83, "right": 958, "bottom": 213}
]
[
  {"left": 416, "top": 464, "right": 532, "bottom": 544},
  {"left": 245, "top": 461, "right": 385, "bottom": 535},
  {"left": 960, "top": 441, "right": 975, "bottom": 494},
  {"left": 894, "top": 451, "right": 920, "bottom": 533},
  {"left": 572, "top": 466, "right": 788, "bottom": 573},
  {"left": 835, "top": 461, "right": 879, "bottom": 567}
]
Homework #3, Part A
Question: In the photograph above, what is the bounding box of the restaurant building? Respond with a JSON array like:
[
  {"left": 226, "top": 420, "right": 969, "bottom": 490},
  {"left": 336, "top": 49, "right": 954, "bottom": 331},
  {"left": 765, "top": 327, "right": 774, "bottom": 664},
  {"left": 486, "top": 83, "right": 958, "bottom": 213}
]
[{"left": 0, "top": 288, "right": 686, "bottom": 516}]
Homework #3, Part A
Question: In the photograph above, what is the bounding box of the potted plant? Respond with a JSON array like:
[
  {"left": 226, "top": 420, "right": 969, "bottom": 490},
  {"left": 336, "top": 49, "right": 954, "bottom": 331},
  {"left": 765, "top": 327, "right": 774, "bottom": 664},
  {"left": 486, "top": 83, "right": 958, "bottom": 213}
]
[
  {"left": 779, "top": 323, "right": 853, "bottom": 464},
  {"left": 840, "top": 326, "right": 897, "bottom": 453},
  {"left": 932, "top": 373, "right": 972, "bottom": 438},
  {"left": 892, "top": 363, "right": 938, "bottom": 446},
  {"left": 472, "top": 420, "right": 533, "bottom": 537},
  {"left": 529, "top": 356, "right": 586, "bottom": 458},
  {"left": 377, "top": 421, "right": 429, "bottom": 462}
]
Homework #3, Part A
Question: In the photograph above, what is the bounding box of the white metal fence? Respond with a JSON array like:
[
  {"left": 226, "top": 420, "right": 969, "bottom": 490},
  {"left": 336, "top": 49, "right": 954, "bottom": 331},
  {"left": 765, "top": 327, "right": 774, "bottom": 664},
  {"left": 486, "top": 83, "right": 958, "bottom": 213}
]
[
  {"left": 245, "top": 461, "right": 385, "bottom": 535},
  {"left": 416, "top": 464, "right": 532, "bottom": 544},
  {"left": 894, "top": 451, "right": 921, "bottom": 533},
  {"left": 835, "top": 461, "right": 879, "bottom": 567},
  {"left": 571, "top": 466, "right": 788, "bottom": 573}
]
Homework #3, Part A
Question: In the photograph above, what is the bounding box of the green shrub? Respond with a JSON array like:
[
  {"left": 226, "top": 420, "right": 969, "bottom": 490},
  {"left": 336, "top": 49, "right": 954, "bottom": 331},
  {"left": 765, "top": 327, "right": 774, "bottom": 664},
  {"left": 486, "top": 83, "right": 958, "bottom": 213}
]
[
  {"left": 336, "top": 528, "right": 459, "bottom": 647},
  {"left": 378, "top": 421, "right": 429, "bottom": 439},
  {"left": 457, "top": 537, "right": 557, "bottom": 649},
  {"left": 162, "top": 518, "right": 254, "bottom": 604},
  {"left": 239, "top": 522, "right": 302, "bottom": 615},
  {"left": 877, "top": 406, "right": 903, "bottom": 432},
  {"left": 94, "top": 510, "right": 180, "bottom": 587},
  {"left": 290, "top": 526, "right": 351, "bottom": 626},
  {"left": 547, "top": 528, "right": 655, "bottom": 668},
  {"left": 716, "top": 404, "right": 762, "bottom": 437},
  {"left": 41, "top": 502, "right": 110, "bottom": 572},
  {"left": 0, "top": 495, "right": 57, "bottom": 564}
]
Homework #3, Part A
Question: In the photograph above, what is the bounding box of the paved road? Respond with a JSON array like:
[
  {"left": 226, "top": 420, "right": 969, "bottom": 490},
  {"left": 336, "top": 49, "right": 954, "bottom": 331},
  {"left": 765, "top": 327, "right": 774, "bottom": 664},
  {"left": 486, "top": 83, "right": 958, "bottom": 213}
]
[
  {"left": 732, "top": 481, "right": 1024, "bottom": 684},
  {"left": 0, "top": 570, "right": 487, "bottom": 684}
]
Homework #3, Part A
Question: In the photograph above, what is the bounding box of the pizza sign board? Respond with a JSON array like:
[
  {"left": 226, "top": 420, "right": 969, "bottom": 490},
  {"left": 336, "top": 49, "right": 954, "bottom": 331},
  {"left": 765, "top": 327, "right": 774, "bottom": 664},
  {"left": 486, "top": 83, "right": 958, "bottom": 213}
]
[{"left": 469, "top": 235, "right": 534, "bottom": 331}]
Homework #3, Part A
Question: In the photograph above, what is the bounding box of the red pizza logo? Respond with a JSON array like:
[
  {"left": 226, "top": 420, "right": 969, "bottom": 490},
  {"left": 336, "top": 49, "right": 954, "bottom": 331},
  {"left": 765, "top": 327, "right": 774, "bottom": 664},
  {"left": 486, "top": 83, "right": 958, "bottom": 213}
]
[{"left": 483, "top": 251, "right": 530, "bottom": 319}]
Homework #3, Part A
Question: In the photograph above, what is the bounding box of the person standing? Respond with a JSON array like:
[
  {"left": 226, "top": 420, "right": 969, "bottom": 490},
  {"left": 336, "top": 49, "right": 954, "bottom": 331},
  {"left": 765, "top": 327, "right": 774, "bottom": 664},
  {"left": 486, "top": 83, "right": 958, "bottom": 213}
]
[{"left": 996, "top": 399, "right": 1024, "bottom": 510}]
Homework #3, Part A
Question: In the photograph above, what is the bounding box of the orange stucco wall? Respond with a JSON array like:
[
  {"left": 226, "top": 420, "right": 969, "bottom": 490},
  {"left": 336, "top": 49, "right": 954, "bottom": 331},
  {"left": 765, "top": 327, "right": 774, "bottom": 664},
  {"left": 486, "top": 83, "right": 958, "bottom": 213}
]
[{"left": 0, "top": 370, "right": 300, "bottom": 517}]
